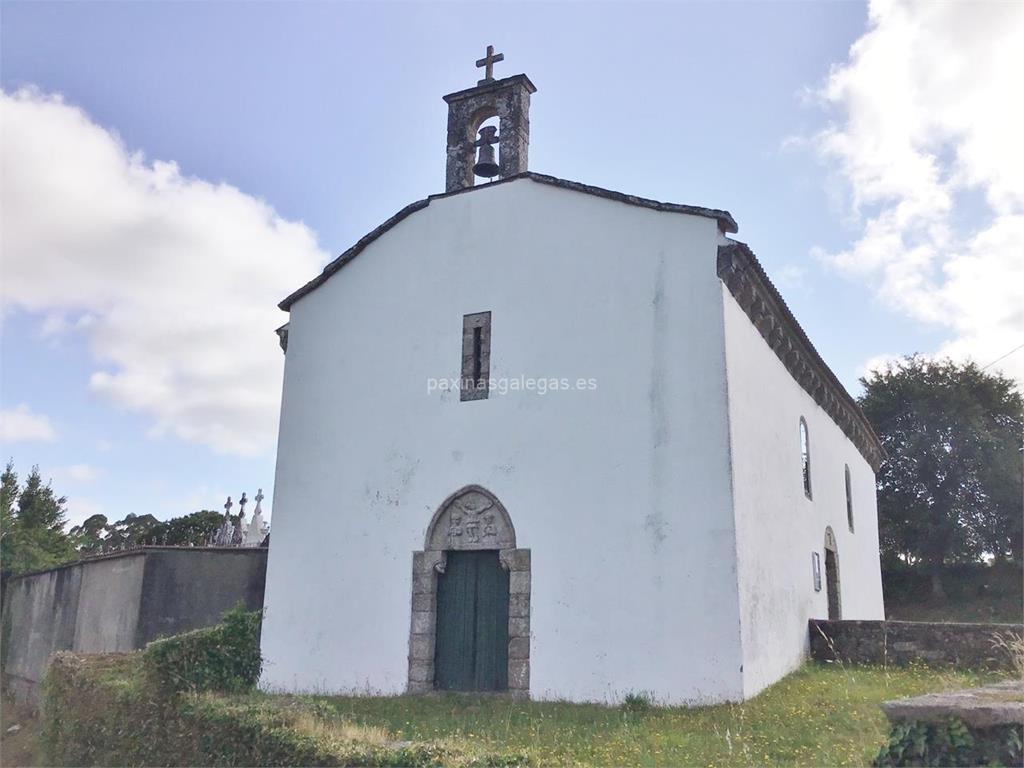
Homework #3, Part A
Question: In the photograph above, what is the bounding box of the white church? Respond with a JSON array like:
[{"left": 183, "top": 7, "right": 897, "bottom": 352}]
[{"left": 259, "top": 51, "right": 886, "bottom": 704}]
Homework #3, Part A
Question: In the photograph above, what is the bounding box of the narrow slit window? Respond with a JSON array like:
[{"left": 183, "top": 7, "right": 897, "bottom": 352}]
[
  {"left": 461, "top": 312, "right": 491, "bottom": 401},
  {"left": 845, "top": 465, "right": 854, "bottom": 532},
  {"left": 472, "top": 327, "right": 483, "bottom": 382},
  {"left": 800, "top": 417, "right": 812, "bottom": 499}
]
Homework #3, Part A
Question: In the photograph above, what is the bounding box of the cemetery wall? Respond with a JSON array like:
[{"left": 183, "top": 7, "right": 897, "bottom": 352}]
[{"left": 1, "top": 546, "right": 267, "bottom": 704}]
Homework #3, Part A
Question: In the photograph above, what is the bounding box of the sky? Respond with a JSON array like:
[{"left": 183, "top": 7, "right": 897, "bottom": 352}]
[{"left": 1, "top": 0, "right": 1022, "bottom": 529}]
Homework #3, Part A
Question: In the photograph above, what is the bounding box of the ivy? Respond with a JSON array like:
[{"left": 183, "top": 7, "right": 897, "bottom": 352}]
[{"left": 874, "top": 717, "right": 1023, "bottom": 767}]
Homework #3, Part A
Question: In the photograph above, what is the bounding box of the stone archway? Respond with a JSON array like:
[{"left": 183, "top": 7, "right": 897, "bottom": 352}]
[
  {"left": 824, "top": 526, "right": 842, "bottom": 620},
  {"left": 407, "top": 486, "right": 530, "bottom": 696}
]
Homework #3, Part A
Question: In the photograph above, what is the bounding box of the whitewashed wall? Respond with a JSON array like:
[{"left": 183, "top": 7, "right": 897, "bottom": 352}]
[
  {"left": 722, "top": 287, "right": 885, "bottom": 698},
  {"left": 260, "top": 178, "right": 745, "bottom": 704}
]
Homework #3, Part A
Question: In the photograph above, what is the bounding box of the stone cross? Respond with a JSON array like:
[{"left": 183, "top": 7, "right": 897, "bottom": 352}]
[
  {"left": 239, "top": 491, "right": 248, "bottom": 515},
  {"left": 476, "top": 45, "right": 504, "bottom": 84},
  {"left": 255, "top": 488, "right": 264, "bottom": 505},
  {"left": 224, "top": 496, "right": 233, "bottom": 515}
]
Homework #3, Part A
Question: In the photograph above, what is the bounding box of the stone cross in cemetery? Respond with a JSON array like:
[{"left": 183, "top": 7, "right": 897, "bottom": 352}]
[
  {"left": 211, "top": 491, "right": 268, "bottom": 547},
  {"left": 234, "top": 492, "right": 248, "bottom": 545},
  {"left": 213, "top": 496, "right": 235, "bottom": 546},
  {"left": 244, "top": 488, "right": 268, "bottom": 546}
]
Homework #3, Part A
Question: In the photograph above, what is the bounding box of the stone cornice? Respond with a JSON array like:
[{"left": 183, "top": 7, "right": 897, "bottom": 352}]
[
  {"left": 717, "top": 241, "right": 885, "bottom": 472},
  {"left": 442, "top": 73, "right": 537, "bottom": 104}
]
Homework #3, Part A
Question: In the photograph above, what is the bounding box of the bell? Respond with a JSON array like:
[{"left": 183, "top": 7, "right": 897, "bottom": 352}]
[{"left": 473, "top": 125, "right": 500, "bottom": 179}]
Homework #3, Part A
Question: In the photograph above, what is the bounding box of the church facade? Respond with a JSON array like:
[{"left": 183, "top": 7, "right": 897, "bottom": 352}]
[{"left": 259, "top": 55, "right": 885, "bottom": 704}]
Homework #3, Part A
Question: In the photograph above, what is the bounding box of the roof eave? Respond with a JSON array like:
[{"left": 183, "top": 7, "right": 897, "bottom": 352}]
[{"left": 717, "top": 240, "right": 886, "bottom": 471}]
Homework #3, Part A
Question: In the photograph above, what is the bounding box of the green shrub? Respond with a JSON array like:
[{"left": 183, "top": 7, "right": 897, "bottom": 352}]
[
  {"left": 143, "top": 604, "right": 262, "bottom": 695},
  {"left": 874, "top": 717, "right": 1023, "bottom": 767},
  {"left": 620, "top": 692, "right": 653, "bottom": 714}
]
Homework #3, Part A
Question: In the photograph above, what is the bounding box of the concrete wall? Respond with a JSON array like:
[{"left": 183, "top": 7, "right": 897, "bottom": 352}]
[
  {"left": 135, "top": 549, "right": 268, "bottom": 644},
  {"left": 1, "top": 547, "right": 267, "bottom": 703},
  {"left": 810, "top": 619, "right": 1024, "bottom": 670},
  {"left": 262, "top": 177, "right": 744, "bottom": 704},
  {"left": 722, "top": 288, "right": 885, "bottom": 698}
]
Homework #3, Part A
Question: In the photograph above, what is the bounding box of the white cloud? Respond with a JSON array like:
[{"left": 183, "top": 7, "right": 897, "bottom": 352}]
[
  {"left": 50, "top": 463, "right": 101, "bottom": 484},
  {"left": 0, "top": 88, "right": 327, "bottom": 455},
  {"left": 64, "top": 497, "right": 104, "bottom": 528},
  {"left": 774, "top": 264, "right": 810, "bottom": 296},
  {"left": 0, "top": 404, "right": 57, "bottom": 443},
  {"left": 859, "top": 352, "right": 903, "bottom": 382},
  {"left": 813, "top": 0, "right": 1024, "bottom": 383}
]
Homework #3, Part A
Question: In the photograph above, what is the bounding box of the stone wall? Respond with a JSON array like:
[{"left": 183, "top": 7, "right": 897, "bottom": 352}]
[
  {"left": 1, "top": 547, "right": 267, "bottom": 704},
  {"left": 809, "top": 619, "right": 1023, "bottom": 669}
]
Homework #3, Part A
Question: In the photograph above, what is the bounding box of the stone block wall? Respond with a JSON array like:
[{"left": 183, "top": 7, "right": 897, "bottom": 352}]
[{"left": 809, "top": 619, "right": 1023, "bottom": 670}]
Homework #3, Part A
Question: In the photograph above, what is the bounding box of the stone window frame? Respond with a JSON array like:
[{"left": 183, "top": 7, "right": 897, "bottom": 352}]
[
  {"left": 461, "top": 312, "right": 492, "bottom": 401},
  {"left": 823, "top": 526, "right": 842, "bottom": 620},
  {"left": 800, "top": 417, "right": 813, "bottom": 499},
  {"left": 407, "top": 485, "right": 530, "bottom": 696},
  {"left": 845, "top": 464, "right": 855, "bottom": 533}
]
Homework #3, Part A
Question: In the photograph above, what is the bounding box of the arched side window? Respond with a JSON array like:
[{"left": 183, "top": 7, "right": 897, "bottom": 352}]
[
  {"left": 800, "top": 417, "right": 812, "bottom": 499},
  {"left": 845, "top": 465, "right": 854, "bottom": 532}
]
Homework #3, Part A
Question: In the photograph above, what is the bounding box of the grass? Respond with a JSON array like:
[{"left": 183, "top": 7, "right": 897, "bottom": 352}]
[
  {"left": 28, "top": 654, "right": 1016, "bottom": 767},
  {"left": 294, "top": 663, "right": 1005, "bottom": 767}
]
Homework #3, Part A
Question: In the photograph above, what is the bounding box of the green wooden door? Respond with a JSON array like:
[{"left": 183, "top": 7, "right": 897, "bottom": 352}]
[{"left": 434, "top": 550, "right": 509, "bottom": 691}]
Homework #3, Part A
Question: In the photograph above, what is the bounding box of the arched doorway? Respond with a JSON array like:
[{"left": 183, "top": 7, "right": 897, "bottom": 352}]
[
  {"left": 407, "top": 486, "right": 531, "bottom": 695},
  {"left": 824, "top": 527, "right": 841, "bottom": 620}
]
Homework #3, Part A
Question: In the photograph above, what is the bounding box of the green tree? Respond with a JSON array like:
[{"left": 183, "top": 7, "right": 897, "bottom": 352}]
[
  {"left": 70, "top": 513, "right": 110, "bottom": 554},
  {"left": 0, "top": 461, "right": 20, "bottom": 569},
  {"left": 0, "top": 463, "right": 78, "bottom": 575},
  {"left": 104, "top": 513, "right": 166, "bottom": 548},
  {"left": 69, "top": 509, "right": 235, "bottom": 553},
  {"left": 162, "top": 510, "right": 228, "bottom": 546},
  {"left": 859, "top": 356, "right": 1024, "bottom": 598}
]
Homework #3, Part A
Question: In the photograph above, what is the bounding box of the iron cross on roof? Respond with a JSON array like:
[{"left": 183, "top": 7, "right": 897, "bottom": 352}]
[{"left": 476, "top": 45, "right": 504, "bottom": 84}]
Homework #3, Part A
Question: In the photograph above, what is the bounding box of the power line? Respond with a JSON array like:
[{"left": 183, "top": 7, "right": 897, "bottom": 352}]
[{"left": 981, "top": 342, "right": 1024, "bottom": 371}]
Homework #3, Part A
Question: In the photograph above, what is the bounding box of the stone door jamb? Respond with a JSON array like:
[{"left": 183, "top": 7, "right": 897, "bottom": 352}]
[{"left": 407, "top": 485, "right": 530, "bottom": 696}]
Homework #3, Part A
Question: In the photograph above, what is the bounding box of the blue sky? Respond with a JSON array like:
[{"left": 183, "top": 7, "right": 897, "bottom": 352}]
[{"left": 2, "top": 1, "right": 1021, "bottom": 528}]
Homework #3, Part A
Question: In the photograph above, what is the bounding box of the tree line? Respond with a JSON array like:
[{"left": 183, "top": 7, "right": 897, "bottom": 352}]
[{"left": 1, "top": 461, "right": 235, "bottom": 576}]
